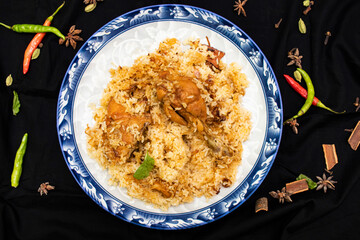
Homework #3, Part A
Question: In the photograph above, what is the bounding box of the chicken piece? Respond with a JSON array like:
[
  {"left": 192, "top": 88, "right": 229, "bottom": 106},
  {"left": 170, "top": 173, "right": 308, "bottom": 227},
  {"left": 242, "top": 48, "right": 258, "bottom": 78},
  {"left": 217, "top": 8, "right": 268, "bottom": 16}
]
[
  {"left": 152, "top": 180, "right": 173, "bottom": 198},
  {"left": 156, "top": 74, "right": 232, "bottom": 157},
  {"left": 172, "top": 77, "right": 207, "bottom": 121},
  {"left": 156, "top": 76, "right": 207, "bottom": 131},
  {"left": 106, "top": 98, "right": 150, "bottom": 159}
]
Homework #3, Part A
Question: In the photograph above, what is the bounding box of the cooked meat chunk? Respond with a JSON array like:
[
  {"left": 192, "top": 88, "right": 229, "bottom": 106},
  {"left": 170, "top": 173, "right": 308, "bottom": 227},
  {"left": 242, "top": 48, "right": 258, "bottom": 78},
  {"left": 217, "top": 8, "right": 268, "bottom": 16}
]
[{"left": 106, "top": 98, "right": 150, "bottom": 159}]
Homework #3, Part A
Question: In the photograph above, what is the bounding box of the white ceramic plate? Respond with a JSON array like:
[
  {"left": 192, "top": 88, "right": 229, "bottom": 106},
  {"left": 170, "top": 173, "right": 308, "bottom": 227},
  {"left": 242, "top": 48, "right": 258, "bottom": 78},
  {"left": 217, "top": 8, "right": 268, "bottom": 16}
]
[{"left": 57, "top": 4, "right": 283, "bottom": 230}]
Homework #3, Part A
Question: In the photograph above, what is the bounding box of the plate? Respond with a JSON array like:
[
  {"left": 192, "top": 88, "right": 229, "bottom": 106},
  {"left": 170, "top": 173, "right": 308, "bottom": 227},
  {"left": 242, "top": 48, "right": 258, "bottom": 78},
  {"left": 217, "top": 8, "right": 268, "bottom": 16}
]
[{"left": 56, "top": 4, "right": 283, "bottom": 230}]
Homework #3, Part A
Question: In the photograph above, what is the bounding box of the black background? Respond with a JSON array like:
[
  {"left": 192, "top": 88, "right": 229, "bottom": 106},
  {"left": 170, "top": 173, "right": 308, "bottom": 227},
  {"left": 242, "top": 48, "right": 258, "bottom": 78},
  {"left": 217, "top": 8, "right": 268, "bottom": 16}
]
[{"left": 1, "top": 0, "right": 360, "bottom": 239}]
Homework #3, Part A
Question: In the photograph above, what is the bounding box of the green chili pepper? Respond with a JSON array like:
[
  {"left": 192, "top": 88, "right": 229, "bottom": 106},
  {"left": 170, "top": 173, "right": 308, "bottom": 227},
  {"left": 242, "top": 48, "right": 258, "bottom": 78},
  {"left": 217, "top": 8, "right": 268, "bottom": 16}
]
[
  {"left": 285, "top": 68, "right": 315, "bottom": 123},
  {"left": 296, "top": 174, "right": 317, "bottom": 190},
  {"left": 0, "top": 22, "right": 65, "bottom": 40},
  {"left": 11, "top": 133, "right": 28, "bottom": 188}
]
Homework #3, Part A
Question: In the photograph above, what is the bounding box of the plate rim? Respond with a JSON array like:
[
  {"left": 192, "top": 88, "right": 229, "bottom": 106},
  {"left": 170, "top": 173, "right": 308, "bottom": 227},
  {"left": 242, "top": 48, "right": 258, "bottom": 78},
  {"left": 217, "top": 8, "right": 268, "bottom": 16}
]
[{"left": 56, "top": 3, "right": 283, "bottom": 230}]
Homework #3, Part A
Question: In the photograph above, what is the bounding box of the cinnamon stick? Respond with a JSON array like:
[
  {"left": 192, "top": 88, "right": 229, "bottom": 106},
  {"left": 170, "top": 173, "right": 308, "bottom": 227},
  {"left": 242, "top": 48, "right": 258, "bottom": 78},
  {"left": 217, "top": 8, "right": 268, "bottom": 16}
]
[
  {"left": 348, "top": 120, "right": 360, "bottom": 150},
  {"left": 322, "top": 144, "right": 338, "bottom": 170},
  {"left": 255, "top": 197, "right": 268, "bottom": 213},
  {"left": 286, "top": 179, "right": 308, "bottom": 194}
]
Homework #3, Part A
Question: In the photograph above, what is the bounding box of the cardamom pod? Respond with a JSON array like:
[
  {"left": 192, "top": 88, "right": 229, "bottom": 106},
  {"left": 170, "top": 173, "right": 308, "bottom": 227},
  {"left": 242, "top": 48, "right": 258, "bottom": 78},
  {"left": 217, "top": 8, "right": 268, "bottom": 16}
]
[
  {"left": 294, "top": 70, "right": 302, "bottom": 82},
  {"left": 85, "top": 3, "right": 97, "bottom": 12},
  {"left": 298, "top": 18, "right": 306, "bottom": 34},
  {"left": 6, "top": 74, "right": 13, "bottom": 86},
  {"left": 31, "top": 48, "right": 40, "bottom": 60}
]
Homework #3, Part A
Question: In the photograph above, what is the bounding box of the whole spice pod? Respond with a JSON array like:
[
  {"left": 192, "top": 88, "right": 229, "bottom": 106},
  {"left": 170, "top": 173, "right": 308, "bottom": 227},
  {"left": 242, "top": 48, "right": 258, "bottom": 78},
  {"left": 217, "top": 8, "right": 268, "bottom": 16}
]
[{"left": 298, "top": 18, "right": 306, "bottom": 34}]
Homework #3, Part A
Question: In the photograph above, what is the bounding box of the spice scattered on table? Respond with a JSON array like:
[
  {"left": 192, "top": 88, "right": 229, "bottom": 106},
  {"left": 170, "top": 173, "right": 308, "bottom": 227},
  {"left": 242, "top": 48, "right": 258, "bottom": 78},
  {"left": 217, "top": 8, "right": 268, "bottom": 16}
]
[
  {"left": 316, "top": 173, "right": 337, "bottom": 193},
  {"left": 31, "top": 48, "right": 40, "bottom": 60},
  {"left": 348, "top": 120, "right": 360, "bottom": 150},
  {"left": 353, "top": 97, "right": 359, "bottom": 112},
  {"left": 322, "top": 144, "right": 338, "bottom": 171},
  {"left": 234, "top": 0, "right": 248, "bottom": 17},
  {"left": 287, "top": 48, "right": 303, "bottom": 68},
  {"left": 11, "top": 133, "right": 28, "bottom": 188},
  {"left": 6, "top": 74, "right": 13, "bottom": 86},
  {"left": 38, "top": 182, "right": 55, "bottom": 196},
  {"left": 59, "top": 25, "right": 83, "bottom": 49},
  {"left": 303, "top": 1, "right": 314, "bottom": 15},
  {"left": 274, "top": 18, "right": 283, "bottom": 29},
  {"left": 255, "top": 197, "right": 268, "bottom": 213},
  {"left": 324, "top": 31, "right": 331, "bottom": 45},
  {"left": 283, "top": 74, "right": 344, "bottom": 114},
  {"left": 294, "top": 70, "right": 302, "bottom": 82},
  {"left": 285, "top": 118, "right": 299, "bottom": 134},
  {"left": 269, "top": 187, "right": 292, "bottom": 204},
  {"left": 286, "top": 179, "right": 309, "bottom": 194},
  {"left": 84, "top": 0, "right": 103, "bottom": 12},
  {"left": 23, "top": 1, "right": 65, "bottom": 74},
  {"left": 12, "top": 91, "right": 20, "bottom": 116},
  {"left": 298, "top": 18, "right": 306, "bottom": 34},
  {"left": 296, "top": 174, "right": 317, "bottom": 190}
]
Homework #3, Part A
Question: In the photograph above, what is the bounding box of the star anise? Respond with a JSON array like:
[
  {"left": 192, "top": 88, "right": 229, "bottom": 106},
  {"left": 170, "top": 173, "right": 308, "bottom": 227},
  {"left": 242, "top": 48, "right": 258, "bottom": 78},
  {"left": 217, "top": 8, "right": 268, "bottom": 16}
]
[
  {"left": 234, "top": 0, "right": 248, "bottom": 17},
  {"left": 316, "top": 173, "right": 337, "bottom": 193},
  {"left": 287, "top": 48, "right": 303, "bottom": 68},
  {"left": 269, "top": 187, "right": 293, "bottom": 204},
  {"left": 38, "top": 182, "right": 55, "bottom": 196},
  {"left": 285, "top": 118, "right": 299, "bottom": 134},
  {"left": 59, "top": 25, "right": 84, "bottom": 49}
]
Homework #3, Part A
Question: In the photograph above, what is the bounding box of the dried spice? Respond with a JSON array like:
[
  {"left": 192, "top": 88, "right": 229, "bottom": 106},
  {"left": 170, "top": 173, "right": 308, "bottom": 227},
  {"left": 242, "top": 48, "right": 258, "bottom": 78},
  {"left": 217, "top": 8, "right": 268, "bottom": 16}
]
[
  {"left": 234, "top": 0, "right": 248, "bottom": 17},
  {"left": 6, "top": 74, "right": 13, "bottom": 86},
  {"left": 294, "top": 70, "right": 302, "bottom": 82},
  {"left": 296, "top": 174, "right": 317, "bottom": 190},
  {"left": 322, "top": 144, "right": 338, "bottom": 170},
  {"left": 353, "top": 97, "right": 360, "bottom": 112},
  {"left": 298, "top": 18, "right": 306, "bottom": 34},
  {"left": 31, "top": 48, "right": 40, "bottom": 60},
  {"left": 303, "top": 1, "right": 314, "bottom": 15},
  {"left": 286, "top": 118, "right": 299, "bottom": 134},
  {"left": 324, "top": 31, "right": 332, "bottom": 45},
  {"left": 287, "top": 48, "right": 303, "bottom": 68},
  {"left": 269, "top": 187, "right": 292, "bottom": 204},
  {"left": 85, "top": 3, "right": 97, "bottom": 12},
  {"left": 316, "top": 173, "right": 337, "bottom": 193},
  {"left": 59, "top": 25, "right": 83, "bottom": 49},
  {"left": 204, "top": 36, "right": 225, "bottom": 69},
  {"left": 286, "top": 179, "right": 309, "bottom": 194},
  {"left": 274, "top": 18, "right": 283, "bottom": 29},
  {"left": 255, "top": 197, "right": 268, "bottom": 213},
  {"left": 348, "top": 120, "right": 360, "bottom": 150},
  {"left": 38, "top": 182, "right": 55, "bottom": 196}
]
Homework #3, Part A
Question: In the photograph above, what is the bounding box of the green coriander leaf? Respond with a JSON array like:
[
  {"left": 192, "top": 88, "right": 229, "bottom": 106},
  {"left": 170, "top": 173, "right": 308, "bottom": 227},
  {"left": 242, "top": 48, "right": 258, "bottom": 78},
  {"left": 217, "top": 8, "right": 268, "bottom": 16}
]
[
  {"left": 303, "top": 0, "right": 310, "bottom": 7},
  {"left": 133, "top": 152, "right": 155, "bottom": 180},
  {"left": 12, "top": 91, "right": 20, "bottom": 116},
  {"left": 296, "top": 174, "right": 317, "bottom": 190}
]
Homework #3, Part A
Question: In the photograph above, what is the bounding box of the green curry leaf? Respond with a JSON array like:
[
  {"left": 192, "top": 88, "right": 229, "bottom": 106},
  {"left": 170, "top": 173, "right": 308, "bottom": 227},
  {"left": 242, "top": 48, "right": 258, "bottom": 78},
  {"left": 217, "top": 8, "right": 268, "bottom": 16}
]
[
  {"left": 296, "top": 173, "right": 317, "bottom": 190},
  {"left": 133, "top": 152, "right": 155, "bottom": 180},
  {"left": 12, "top": 91, "right": 20, "bottom": 116}
]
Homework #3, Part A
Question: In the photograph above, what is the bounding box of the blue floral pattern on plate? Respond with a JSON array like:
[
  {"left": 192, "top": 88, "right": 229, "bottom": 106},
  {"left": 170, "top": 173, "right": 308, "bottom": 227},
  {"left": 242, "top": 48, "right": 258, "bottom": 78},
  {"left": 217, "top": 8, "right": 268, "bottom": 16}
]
[{"left": 56, "top": 4, "right": 283, "bottom": 230}]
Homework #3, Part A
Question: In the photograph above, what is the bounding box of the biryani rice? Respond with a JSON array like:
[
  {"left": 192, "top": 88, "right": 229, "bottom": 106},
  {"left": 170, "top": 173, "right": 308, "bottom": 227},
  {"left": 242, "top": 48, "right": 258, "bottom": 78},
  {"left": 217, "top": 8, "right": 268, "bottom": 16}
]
[{"left": 85, "top": 38, "right": 252, "bottom": 210}]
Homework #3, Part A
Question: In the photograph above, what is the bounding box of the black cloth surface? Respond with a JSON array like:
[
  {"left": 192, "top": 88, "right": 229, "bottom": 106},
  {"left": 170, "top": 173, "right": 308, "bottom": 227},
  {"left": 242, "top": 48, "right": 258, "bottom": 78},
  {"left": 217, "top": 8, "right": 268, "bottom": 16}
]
[{"left": 1, "top": 0, "right": 360, "bottom": 239}]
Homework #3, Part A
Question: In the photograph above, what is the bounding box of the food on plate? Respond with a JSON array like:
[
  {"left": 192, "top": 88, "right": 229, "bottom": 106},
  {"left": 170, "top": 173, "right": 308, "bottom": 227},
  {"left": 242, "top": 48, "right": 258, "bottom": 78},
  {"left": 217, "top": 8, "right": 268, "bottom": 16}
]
[{"left": 85, "top": 38, "right": 252, "bottom": 210}]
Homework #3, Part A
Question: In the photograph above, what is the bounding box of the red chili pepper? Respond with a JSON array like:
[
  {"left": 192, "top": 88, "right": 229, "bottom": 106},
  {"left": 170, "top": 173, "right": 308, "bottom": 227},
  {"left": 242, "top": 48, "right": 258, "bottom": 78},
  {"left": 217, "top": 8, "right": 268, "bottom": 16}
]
[
  {"left": 283, "top": 74, "right": 344, "bottom": 114},
  {"left": 23, "top": 2, "right": 65, "bottom": 74}
]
